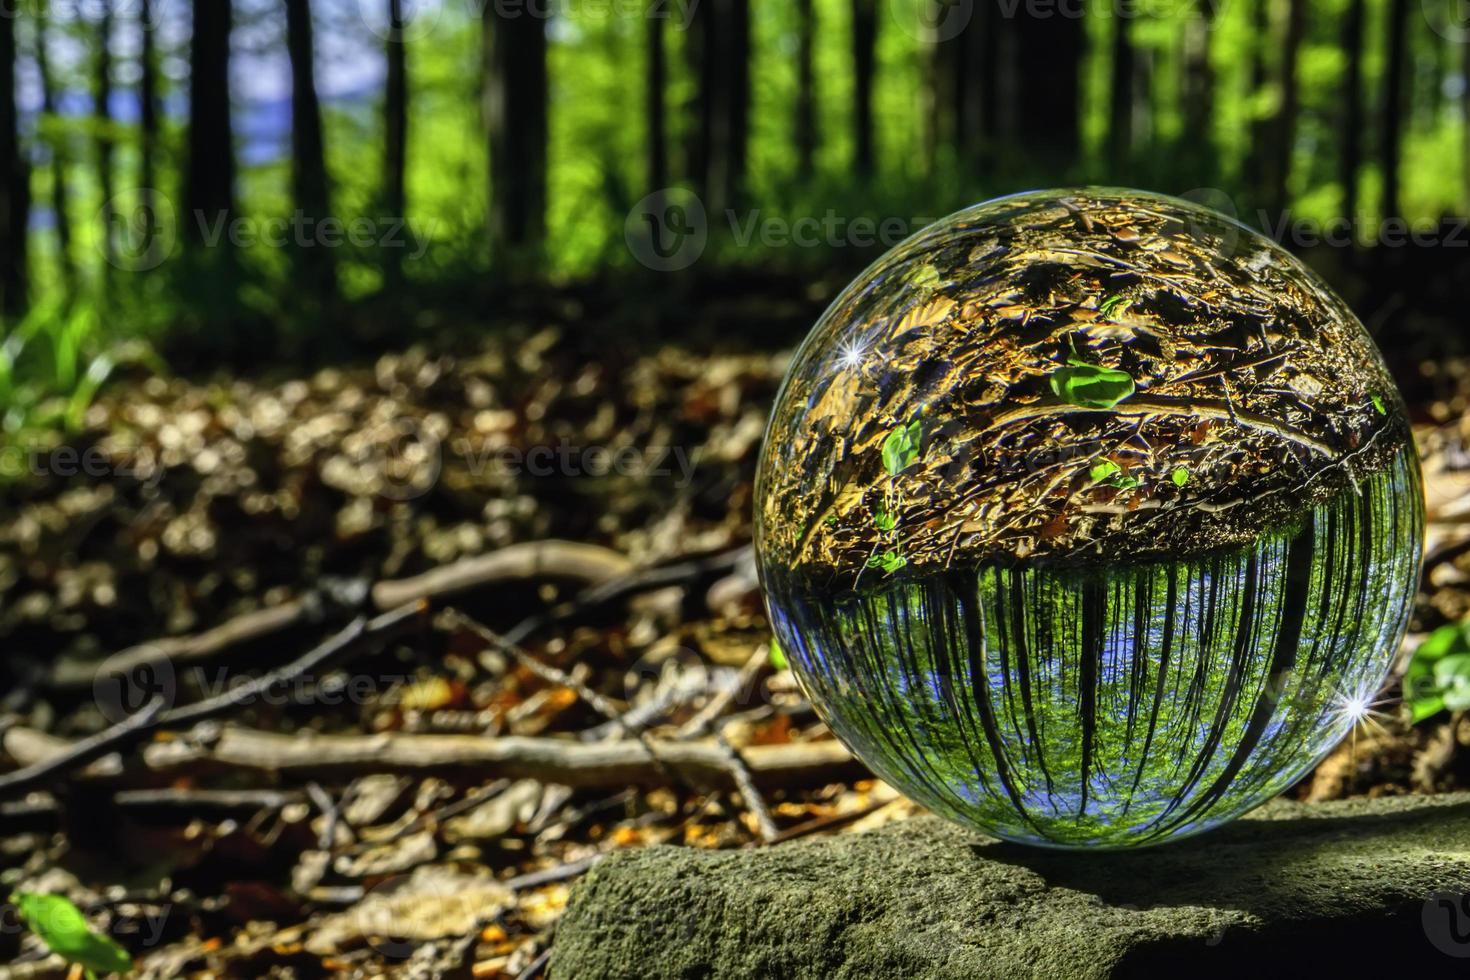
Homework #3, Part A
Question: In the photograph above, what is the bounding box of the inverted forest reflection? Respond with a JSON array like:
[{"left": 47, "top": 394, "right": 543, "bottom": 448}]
[{"left": 766, "top": 448, "right": 1422, "bottom": 847}]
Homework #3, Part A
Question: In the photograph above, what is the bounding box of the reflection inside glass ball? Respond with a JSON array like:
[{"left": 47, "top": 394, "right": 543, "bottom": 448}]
[{"left": 754, "top": 189, "right": 1423, "bottom": 848}]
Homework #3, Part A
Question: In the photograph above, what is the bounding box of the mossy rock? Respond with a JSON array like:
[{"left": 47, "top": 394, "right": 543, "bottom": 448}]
[{"left": 551, "top": 792, "right": 1470, "bottom": 979}]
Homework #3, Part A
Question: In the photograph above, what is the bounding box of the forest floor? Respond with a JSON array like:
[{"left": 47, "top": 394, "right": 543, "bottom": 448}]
[{"left": 0, "top": 314, "right": 1468, "bottom": 978}]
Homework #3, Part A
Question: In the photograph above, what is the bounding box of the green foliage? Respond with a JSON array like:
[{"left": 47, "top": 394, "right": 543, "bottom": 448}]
[
  {"left": 881, "top": 420, "right": 922, "bottom": 476},
  {"left": 1171, "top": 467, "right": 1191, "bottom": 487},
  {"left": 1089, "top": 458, "right": 1139, "bottom": 489},
  {"left": 768, "top": 639, "right": 788, "bottom": 671},
  {"left": 1405, "top": 621, "right": 1470, "bottom": 722},
  {"left": 1048, "top": 360, "right": 1136, "bottom": 410},
  {"left": 11, "top": 892, "right": 132, "bottom": 979},
  {"left": 866, "top": 551, "right": 908, "bottom": 574},
  {"left": 1372, "top": 394, "right": 1387, "bottom": 415},
  {"left": 873, "top": 507, "right": 897, "bottom": 532},
  {"left": 1098, "top": 293, "right": 1127, "bottom": 317}
]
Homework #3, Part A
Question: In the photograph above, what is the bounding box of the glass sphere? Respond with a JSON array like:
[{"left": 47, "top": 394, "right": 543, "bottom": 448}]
[{"left": 754, "top": 189, "right": 1423, "bottom": 848}]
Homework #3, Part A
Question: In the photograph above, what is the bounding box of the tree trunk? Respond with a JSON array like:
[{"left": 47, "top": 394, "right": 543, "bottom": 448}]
[
  {"left": 683, "top": 0, "right": 748, "bottom": 213},
  {"left": 284, "top": 0, "right": 336, "bottom": 298},
  {"left": 794, "top": 0, "right": 816, "bottom": 178},
  {"left": 1107, "top": 14, "right": 1133, "bottom": 177},
  {"left": 96, "top": 0, "right": 117, "bottom": 278},
  {"left": 384, "top": 0, "right": 408, "bottom": 288},
  {"left": 1243, "top": 0, "right": 1270, "bottom": 199},
  {"left": 185, "top": 0, "right": 236, "bottom": 252},
  {"left": 0, "top": 7, "right": 27, "bottom": 318},
  {"left": 140, "top": 0, "right": 159, "bottom": 199},
  {"left": 1267, "top": 0, "right": 1305, "bottom": 217},
  {"left": 646, "top": 14, "right": 666, "bottom": 191},
  {"left": 1179, "top": 0, "right": 1216, "bottom": 181},
  {"left": 1012, "top": 0, "right": 1083, "bottom": 172},
  {"left": 483, "top": 2, "right": 548, "bottom": 261},
  {"left": 1340, "top": 0, "right": 1365, "bottom": 226},
  {"left": 728, "top": 0, "right": 749, "bottom": 202},
  {"left": 850, "top": 0, "right": 877, "bottom": 178},
  {"left": 37, "top": 0, "right": 73, "bottom": 287},
  {"left": 1380, "top": 0, "right": 1410, "bottom": 224}
]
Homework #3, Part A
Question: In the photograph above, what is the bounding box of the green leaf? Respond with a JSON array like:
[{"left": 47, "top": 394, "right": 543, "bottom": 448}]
[
  {"left": 1098, "top": 293, "right": 1127, "bottom": 317},
  {"left": 866, "top": 551, "right": 908, "bottom": 574},
  {"left": 1415, "top": 621, "right": 1470, "bottom": 662},
  {"left": 1048, "top": 362, "right": 1136, "bottom": 409},
  {"left": 873, "top": 507, "right": 897, "bottom": 532},
  {"left": 1111, "top": 474, "right": 1140, "bottom": 489},
  {"left": 1404, "top": 622, "right": 1470, "bottom": 723},
  {"left": 767, "top": 640, "right": 788, "bottom": 671},
  {"left": 11, "top": 893, "right": 132, "bottom": 977},
  {"left": 1433, "top": 653, "right": 1470, "bottom": 688},
  {"left": 881, "top": 420, "right": 922, "bottom": 476},
  {"left": 1088, "top": 459, "right": 1120, "bottom": 483},
  {"left": 1371, "top": 394, "right": 1387, "bottom": 415},
  {"left": 908, "top": 264, "right": 940, "bottom": 289},
  {"left": 1411, "top": 694, "right": 1447, "bottom": 723},
  {"left": 1170, "top": 467, "right": 1190, "bottom": 487}
]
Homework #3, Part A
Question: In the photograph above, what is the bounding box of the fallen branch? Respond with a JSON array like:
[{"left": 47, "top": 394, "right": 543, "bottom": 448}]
[
  {"left": 48, "top": 596, "right": 319, "bottom": 690},
  {"left": 372, "top": 540, "right": 634, "bottom": 611},
  {"left": 0, "top": 603, "right": 424, "bottom": 800},
  {"left": 503, "top": 545, "right": 752, "bottom": 645},
  {"left": 129, "top": 727, "right": 859, "bottom": 789}
]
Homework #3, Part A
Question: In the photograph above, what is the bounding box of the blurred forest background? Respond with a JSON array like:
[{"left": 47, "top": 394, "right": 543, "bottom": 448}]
[{"left": 1, "top": 0, "right": 1469, "bottom": 440}]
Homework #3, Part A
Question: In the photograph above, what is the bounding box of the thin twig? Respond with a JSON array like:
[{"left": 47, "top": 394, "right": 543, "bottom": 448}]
[
  {"left": 0, "top": 695, "right": 164, "bottom": 795},
  {"left": 678, "top": 644, "right": 769, "bottom": 739},
  {"left": 504, "top": 853, "right": 603, "bottom": 890},
  {"left": 712, "top": 730, "right": 779, "bottom": 843},
  {"left": 513, "top": 946, "right": 552, "bottom": 980}
]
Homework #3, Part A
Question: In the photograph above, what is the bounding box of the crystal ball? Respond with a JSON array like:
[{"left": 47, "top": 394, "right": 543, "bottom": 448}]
[{"left": 754, "top": 189, "right": 1423, "bottom": 848}]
